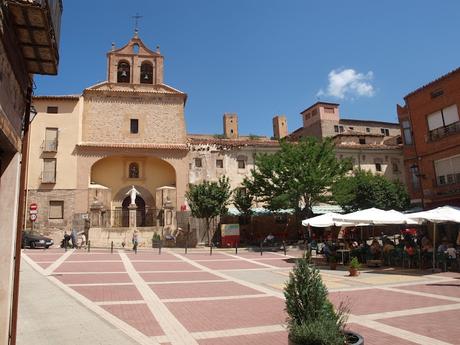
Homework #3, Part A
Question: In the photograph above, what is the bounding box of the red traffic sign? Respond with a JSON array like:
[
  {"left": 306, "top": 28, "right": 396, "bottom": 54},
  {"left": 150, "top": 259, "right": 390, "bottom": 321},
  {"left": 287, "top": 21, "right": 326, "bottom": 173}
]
[
  {"left": 30, "top": 203, "right": 38, "bottom": 211},
  {"left": 30, "top": 214, "right": 37, "bottom": 222}
]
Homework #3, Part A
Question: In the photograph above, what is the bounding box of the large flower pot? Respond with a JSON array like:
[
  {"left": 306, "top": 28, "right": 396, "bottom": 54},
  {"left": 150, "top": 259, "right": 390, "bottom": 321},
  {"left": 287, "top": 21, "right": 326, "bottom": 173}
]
[
  {"left": 288, "top": 331, "right": 364, "bottom": 345},
  {"left": 329, "top": 262, "right": 337, "bottom": 270},
  {"left": 348, "top": 268, "right": 360, "bottom": 276}
]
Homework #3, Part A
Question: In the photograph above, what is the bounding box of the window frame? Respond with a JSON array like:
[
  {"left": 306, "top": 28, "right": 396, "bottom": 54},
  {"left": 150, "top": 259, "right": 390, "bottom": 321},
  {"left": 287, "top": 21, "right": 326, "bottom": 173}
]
[
  {"left": 49, "top": 200, "right": 64, "bottom": 219},
  {"left": 130, "top": 119, "right": 139, "bottom": 134}
]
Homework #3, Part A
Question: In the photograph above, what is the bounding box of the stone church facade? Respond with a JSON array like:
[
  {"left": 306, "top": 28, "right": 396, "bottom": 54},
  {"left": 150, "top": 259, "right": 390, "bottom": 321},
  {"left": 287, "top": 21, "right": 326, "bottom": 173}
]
[{"left": 27, "top": 34, "right": 406, "bottom": 244}]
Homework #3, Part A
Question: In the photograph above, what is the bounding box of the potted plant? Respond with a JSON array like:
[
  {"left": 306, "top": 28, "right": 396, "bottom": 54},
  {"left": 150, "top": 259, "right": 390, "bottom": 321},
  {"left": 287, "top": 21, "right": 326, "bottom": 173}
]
[
  {"left": 348, "top": 257, "right": 361, "bottom": 277},
  {"left": 152, "top": 233, "right": 161, "bottom": 248},
  {"left": 329, "top": 252, "right": 338, "bottom": 270},
  {"left": 285, "top": 254, "right": 363, "bottom": 345}
]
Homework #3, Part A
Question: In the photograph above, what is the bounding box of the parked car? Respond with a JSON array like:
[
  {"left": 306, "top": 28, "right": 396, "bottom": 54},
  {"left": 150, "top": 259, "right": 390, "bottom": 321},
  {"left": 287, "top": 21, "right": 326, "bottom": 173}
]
[{"left": 22, "top": 231, "right": 53, "bottom": 249}]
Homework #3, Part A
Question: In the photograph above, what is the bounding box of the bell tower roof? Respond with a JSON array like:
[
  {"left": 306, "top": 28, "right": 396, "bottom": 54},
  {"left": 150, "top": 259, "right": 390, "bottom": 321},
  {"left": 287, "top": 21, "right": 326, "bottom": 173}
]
[{"left": 106, "top": 34, "right": 165, "bottom": 85}]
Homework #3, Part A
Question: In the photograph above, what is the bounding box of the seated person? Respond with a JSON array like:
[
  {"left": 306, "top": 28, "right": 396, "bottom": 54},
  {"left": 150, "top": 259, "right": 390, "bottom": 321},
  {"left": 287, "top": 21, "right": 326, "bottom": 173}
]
[
  {"left": 405, "top": 243, "right": 415, "bottom": 257},
  {"left": 383, "top": 240, "right": 395, "bottom": 254},
  {"left": 370, "top": 239, "right": 382, "bottom": 259},
  {"left": 446, "top": 244, "right": 457, "bottom": 259},
  {"left": 438, "top": 241, "right": 448, "bottom": 253}
]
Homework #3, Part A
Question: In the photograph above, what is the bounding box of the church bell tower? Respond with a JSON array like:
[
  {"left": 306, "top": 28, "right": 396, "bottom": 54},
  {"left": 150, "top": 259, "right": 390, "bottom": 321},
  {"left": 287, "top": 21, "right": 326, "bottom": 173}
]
[{"left": 106, "top": 30, "right": 164, "bottom": 85}]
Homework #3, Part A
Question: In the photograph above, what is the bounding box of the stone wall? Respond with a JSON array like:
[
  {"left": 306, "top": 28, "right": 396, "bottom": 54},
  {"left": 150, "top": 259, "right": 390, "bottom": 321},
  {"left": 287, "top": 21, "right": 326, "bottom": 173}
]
[
  {"left": 26, "top": 189, "right": 78, "bottom": 233},
  {"left": 82, "top": 93, "right": 187, "bottom": 144}
]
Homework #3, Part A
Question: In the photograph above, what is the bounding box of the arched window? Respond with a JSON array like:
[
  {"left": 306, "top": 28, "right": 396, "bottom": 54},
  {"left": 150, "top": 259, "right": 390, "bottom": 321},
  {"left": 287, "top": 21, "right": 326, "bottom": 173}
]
[
  {"left": 129, "top": 162, "right": 139, "bottom": 178},
  {"left": 140, "top": 62, "right": 153, "bottom": 84},
  {"left": 117, "top": 61, "right": 130, "bottom": 83}
]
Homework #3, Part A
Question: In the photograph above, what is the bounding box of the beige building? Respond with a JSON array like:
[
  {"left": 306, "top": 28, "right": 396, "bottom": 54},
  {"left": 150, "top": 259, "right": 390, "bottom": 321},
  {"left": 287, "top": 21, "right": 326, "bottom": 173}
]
[
  {"left": 28, "top": 33, "right": 188, "bottom": 241},
  {"left": 288, "top": 102, "right": 405, "bottom": 183}
]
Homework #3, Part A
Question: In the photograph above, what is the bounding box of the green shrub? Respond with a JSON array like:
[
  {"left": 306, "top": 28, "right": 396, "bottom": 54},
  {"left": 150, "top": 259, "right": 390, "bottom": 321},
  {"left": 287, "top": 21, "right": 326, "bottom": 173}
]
[
  {"left": 349, "top": 257, "right": 361, "bottom": 270},
  {"left": 284, "top": 254, "right": 346, "bottom": 344},
  {"left": 289, "top": 318, "right": 345, "bottom": 345},
  {"left": 152, "top": 233, "right": 161, "bottom": 241}
]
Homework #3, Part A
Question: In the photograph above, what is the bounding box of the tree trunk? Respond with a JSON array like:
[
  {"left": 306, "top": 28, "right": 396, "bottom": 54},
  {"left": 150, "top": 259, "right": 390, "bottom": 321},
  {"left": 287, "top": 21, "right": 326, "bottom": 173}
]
[{"left": 206, "top": 218, "right": 211, "bottom": 247}]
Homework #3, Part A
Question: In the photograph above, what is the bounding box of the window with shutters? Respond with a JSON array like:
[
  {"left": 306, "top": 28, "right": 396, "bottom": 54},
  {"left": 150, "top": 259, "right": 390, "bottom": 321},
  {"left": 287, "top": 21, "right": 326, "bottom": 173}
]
[
  {"left": 434, "top": 155, "right": 460, "bottom": 186},
  {"left": 43, "top": 128, "right": 58, "bottom": 152},
  {"left": 42, "top": 158, "right": 56, "bottom": 183},
  {"left": 402, "top": 120, "right": 413, "bottom": 145},
  {"left": 427, "top": 104, "right": 460, "bottom": 141},
  {"left": 49, "top": 201, "right": 64, "bottom": 219}
]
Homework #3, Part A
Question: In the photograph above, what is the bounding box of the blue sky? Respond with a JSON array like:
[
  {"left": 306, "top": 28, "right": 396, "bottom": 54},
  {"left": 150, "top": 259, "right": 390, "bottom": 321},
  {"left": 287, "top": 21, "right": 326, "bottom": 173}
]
[{"left": 35, "top": 0, "right": 460, "bottom": 136}]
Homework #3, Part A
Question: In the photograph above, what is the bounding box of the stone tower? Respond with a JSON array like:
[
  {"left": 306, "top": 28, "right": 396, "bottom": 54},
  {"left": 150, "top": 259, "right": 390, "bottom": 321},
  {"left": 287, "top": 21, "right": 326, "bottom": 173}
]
[
  {"left": 272, "top": 115, "right": 288, "bottom": 139},
  {"left": 223, "top": 113, "right": 238, "bottom": 139},
  {"left": 300, "top": 102, "right": 340, "bottom": 139}
]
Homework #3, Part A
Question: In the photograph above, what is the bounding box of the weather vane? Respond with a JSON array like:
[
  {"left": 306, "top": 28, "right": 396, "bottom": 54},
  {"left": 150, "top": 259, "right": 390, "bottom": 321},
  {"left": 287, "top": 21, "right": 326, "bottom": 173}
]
[{"left": 132, "top": 13, "right": 143, "bottom": 33}]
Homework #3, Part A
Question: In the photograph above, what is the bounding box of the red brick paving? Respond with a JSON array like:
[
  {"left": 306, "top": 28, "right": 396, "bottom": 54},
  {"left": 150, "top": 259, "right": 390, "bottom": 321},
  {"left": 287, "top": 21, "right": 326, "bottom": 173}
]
[
  {"left": 379, "top": 309, "right": 460, "bottom": 344},
  {"left": 394, "top": 281, "right": 460, "bottom": 298},
  {"left": 328, "top": 288, "right": 453, "bottom": 315},
  {"left": 150, "top": 281, "right": 262, "bottom": 299},
  {"left": 28, "top": 249, "right": 460, "bottom": 345},
  {"left": 101, "top": 303, "right": 164, "bottom": 336},
  {"left": 132, "top": 261, "right": 197, "bottom": 271},
  {"left": 140, "top": 271, "right": 223, "bottom": 282},
  {"left": 197, "top": 331, "right": 289, "bottom": 345},
  {"left": 254, "top": 258, "right": 294, "bottom": 267},
  {"left": 165, "top": 297, "right": 286, "bottom": 332},
  {"left": 55, "top": 273, "right": 132, "bottom": 284},
  {"left": 346, "top": 323, "right": 418, "bottom": 345},
  {"left": 125, "top": 252, "right": 177, "bottom": 260},
  {"left": 71, "top": 284, "right": 141, "bottom": 302},
  {"left": 197, "top": 260, "right": 265, "bottom": 270},
  {"left": 55, "top": 261, "right": 126, "bottom": 272},
  {"left": 68, "top": 253, "right": 121, "bottom": 261}
]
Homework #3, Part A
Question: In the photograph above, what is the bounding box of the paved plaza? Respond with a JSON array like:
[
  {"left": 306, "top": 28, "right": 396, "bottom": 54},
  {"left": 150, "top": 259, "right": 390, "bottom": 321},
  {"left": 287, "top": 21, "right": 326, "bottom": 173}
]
[{"left": 18, "top": 247, "right": 460, "bottom": 345}]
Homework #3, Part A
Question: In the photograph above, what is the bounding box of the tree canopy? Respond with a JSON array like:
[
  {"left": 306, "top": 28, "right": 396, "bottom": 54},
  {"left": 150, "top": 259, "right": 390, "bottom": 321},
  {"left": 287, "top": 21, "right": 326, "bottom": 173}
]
[
  {"left": 332, "top": 169, "right": 410, "bottom": 212},
  {"left": 243, "top": 138, "right": 351, "bottom": 219},
  {"left": 233, "top": 187, "right": 253, "bottom": 216},
  {"left": 185, "top": 176, "right": 232, "bottom": 245}
]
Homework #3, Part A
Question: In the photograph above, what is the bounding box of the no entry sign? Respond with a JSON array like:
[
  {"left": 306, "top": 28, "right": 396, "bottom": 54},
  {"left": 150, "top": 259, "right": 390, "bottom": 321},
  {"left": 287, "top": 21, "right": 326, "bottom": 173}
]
[{"left": 30, "top": 203, "right": 38, "bottom": 211}]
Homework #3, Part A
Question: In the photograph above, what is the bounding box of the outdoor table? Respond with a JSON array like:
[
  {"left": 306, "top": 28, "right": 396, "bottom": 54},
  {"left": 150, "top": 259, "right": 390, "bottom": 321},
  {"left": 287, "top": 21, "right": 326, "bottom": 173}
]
[{"left": 336, "top": 249, "right": 350, "bottom": 265}]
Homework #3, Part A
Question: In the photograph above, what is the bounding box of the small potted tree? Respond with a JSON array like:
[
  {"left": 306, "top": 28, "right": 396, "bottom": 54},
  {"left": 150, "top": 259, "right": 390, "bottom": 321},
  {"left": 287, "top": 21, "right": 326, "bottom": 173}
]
[
  {"left": 348, "top": 257, "right": 361, "bottom": 277},
  {"left": 329, "top": 252, "right": 338, "bottom": 270},
  {"left": 285, "top": 254, "right": 363, "bottom": 345}
]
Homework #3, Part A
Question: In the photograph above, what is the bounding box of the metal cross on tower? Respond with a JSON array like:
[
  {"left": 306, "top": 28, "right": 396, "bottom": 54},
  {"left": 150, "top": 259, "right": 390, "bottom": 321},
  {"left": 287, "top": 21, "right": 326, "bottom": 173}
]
[{"left": 132, "top": 13, "right": 143, "bottom": 33}]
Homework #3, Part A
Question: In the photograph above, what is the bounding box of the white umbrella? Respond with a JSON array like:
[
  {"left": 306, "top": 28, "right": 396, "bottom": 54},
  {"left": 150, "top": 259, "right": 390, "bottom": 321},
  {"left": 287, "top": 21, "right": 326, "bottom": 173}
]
[
  {"left": 405, "top": 206, "right": 460, "bottom": 270},
  {"left": 302, "top": 212, "right": 362, "bottom": 227},
  {"left": 333, "top": 208, "right": 419, "bottom": 225}
]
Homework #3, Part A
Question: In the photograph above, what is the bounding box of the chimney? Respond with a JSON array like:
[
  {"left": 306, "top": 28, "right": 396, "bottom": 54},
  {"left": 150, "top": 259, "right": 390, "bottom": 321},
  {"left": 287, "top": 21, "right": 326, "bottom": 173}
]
[
  {"left": 223, "top": 113, "right": 238, "bottom": 139},
  {"left": 273, "top": 115, "right": 288, "bottom": 139}
]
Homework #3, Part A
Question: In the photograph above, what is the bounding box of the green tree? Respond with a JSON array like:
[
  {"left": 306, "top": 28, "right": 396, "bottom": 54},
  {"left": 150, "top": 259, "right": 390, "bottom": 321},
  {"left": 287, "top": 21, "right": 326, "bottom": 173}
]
[
  {"left": 233, "top": 187, "right": 253, "bottom": 216},
  {"left": 186, "top": 176, "right": 232, "bottom": 245},
  {"left": 332, "top": 169, "right": 410, "bottom": 212},
  {"left": 243, "top": 138, "right": 351, "bottom": 220}
]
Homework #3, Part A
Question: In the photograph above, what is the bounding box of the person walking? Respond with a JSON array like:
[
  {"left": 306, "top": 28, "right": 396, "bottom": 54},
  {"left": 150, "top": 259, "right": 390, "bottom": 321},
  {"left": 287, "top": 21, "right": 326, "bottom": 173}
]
[
  {"left": 71, "top": 227, "right": 78, "bottom": 249},
  {"left": 132, "top": 229, "right": 139, "bottom": 254}
]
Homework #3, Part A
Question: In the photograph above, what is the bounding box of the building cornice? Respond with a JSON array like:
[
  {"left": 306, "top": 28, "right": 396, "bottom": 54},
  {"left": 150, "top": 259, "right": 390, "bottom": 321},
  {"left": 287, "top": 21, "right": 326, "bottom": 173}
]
[{"left": 77, "top": 142, "right": 188, "bottom": 150}]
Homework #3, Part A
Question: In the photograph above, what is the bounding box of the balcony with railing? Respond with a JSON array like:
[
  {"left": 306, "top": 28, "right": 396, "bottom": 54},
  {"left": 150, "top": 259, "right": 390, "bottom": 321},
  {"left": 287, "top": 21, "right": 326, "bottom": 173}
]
[
  {"left": 5, "top": 0, "right": 63, "bottom": 75},
  {"left": 429, "top": 121, "right": 460, "bottom": 141},
  {"left": 41, "top": 170, "right": 56, "bottom": 183}
]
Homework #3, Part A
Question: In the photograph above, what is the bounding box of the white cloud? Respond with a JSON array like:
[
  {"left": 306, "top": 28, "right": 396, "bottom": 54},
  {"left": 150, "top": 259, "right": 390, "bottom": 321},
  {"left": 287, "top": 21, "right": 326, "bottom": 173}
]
[{"left": 316, "top": 68, "right": 375, "bottom": 100}]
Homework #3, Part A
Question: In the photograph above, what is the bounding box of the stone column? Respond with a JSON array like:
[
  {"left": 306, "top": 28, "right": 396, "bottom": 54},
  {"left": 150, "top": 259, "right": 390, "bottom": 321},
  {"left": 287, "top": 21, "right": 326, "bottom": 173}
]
[{"left": 128, "top": 204, "right": 137, "bottom": 228}]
